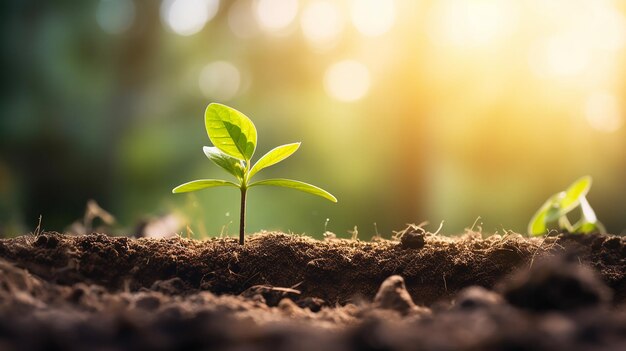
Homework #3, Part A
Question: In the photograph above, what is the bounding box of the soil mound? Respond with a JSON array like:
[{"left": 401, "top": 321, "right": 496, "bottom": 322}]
[
  {"left": 0, "top": 230, "right": 624, "bottom": 350},
  {"left": 0, "top": 231, "right": 623, "bottom": 304}
]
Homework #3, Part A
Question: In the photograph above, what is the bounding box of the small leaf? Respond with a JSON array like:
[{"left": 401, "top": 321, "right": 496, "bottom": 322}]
[
  {"left": 203, "top": 146, "right": 244, "bottom": 180},
  {"left": 572, "top": 221, "right": 605, "bottom": 234},
  {"left": 205, "top": 103, "right": 257, "bottom": 161},
  {"left": 172, "top": 179, "right": 238, "bottom": 194},
  {"left": 544, "top": 192, "right": 565, "bottom": 222},
  {"left": 577, "top": 222, "right": 598, "bottom": 234},
  {"left": 248, "top": 143, "right": 300, "bottom": 180},
  {"left": 559, "top": 176, "right": 592, "bottom": 214},
  {"left": 528, "top": 210, "right": 547, "bottom": 236},
  {"left": 528, "top": 194, "right": 561, "bottom": 236},
  {"left": 248, "top": 178, "right": 337, "bottom": 203}
]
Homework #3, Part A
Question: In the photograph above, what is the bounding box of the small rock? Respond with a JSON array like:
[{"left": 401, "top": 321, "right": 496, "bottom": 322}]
[
  {"left": 373, "top": 275, "right": 416, "bottom": 315},
  {"left": 454, "top": 286, "right": 503, "bottom": 310},
  {"left": 296, "top": 297, "right": 326, "bottom": 312},
  {"left": 502, "top": 257, "right": 612, "bottom": 312},
  {"left": 34, "top": 234, "right": 59, "bottom": 249},
  {"left": 398, "top": 225, "right": 426, "bottom": 249}
]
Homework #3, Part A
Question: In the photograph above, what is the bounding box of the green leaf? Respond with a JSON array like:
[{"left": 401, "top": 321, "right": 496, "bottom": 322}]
[
  {"left": 528, "top": 210, "right": 547, "bottom": 236},
  {"left": 205, "top": 103, "right": 257, "bottom": 161},
  {"left": 172, "top": 179, "right": 238, "bottom": 194},
  {"left": 559, "top": 175, "right": 592, "bottom": 214},
  {"left": 528, "top": 194, "right": 561, "bottom": 236},
  {"left": 248, "top": 143, "right": 300, "bottom": 180},
  {"left": 203, "top": 146, "right": 244, "bottom": 180},
  {"left": 576, "top": 222, "right": 598, "bottom": 234},
  {"left": 248, "top": 178, "right": 337, "bottom": 203}
]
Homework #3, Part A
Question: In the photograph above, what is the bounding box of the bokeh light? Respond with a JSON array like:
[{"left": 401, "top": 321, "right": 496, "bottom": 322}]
[
  {"left": 255, "top": 0, "right": 299, "bottom": 32},
  {"left": 199, "top": 61, "right": 242, "bottom": 101},
  {"left": 585, "top": 91, "right": 624, "bottom": 133},
  {"left": 529, "top": 35, "right": 592, "bottom": 78},
  {"left": 301, "top": 1, "right": 344, "bottom": 50},
  {"left": 324, "top": 60, "right": 371, "bottom": 102},
  {"left": 427, "top": 0, "right": 518, "bottom": 47},
  {"left": 161, "top": 0, "right": 220, "bottom": 36},
  {"left": 96, "top": 0, "right": 136, "bottom": 34},
  {"left": 350, "top": 0, "right": 396, "bottom": 37}
]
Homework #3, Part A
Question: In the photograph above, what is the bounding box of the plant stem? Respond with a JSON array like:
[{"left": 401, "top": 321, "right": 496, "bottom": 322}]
[{"left": 239, "top": 187, "right": 247, "bottom": 245}]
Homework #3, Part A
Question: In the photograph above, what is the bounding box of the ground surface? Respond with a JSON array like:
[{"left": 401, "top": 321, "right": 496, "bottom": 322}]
[{"left": 0, "top": 228, "right": 624, "bottom": 350}]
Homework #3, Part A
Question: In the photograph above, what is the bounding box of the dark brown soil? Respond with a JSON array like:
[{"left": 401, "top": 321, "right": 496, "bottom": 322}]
[{"left": 0, "top": 230, "right": 624, "bottom": 350}]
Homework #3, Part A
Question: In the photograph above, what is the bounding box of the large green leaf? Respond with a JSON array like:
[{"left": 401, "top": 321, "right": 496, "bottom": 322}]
[
  {"left": 559, "top": 175, "right": 592, "bottom": 214},
  {"left": 248, "top": 143, "right": 300, "bottom": 180},
  {"left": 172, "top": 179, "right": 238, "bottom": 194},
  {"left": 248, "top": 178, "right": 337, "bottom": 203},
  {"left": 205, "top": 103, "right": 257, "bottom": 161},
  {"left": 203, "top": 146, "right": 244, "bottom": 180}
]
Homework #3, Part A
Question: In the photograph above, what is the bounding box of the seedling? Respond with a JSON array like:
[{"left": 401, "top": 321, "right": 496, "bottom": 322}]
[
  {"left": 173, "top": 103, "right": 337, "bottom": 245},
  {"left": 528, "top": 176, "right": 605, "bottom": 236}
]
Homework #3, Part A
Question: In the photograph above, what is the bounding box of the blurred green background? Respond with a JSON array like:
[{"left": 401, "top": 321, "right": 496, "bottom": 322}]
[{"left": 1, "top": 0, "right": 625, "bottom": 238}]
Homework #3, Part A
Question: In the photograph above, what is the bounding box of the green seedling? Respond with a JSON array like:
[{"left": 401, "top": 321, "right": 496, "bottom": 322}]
[
  {"left": 173, "top": 103, "right": 337, "bottom": 245},
  {"left": 528, "top": 175, "right": 605, "bottom": 236}
]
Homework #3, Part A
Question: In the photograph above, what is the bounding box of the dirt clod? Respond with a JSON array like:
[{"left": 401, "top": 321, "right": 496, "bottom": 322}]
[
  {"left": 398, "top": 225, "right": 426, "bottom": 249},
  {"left": 373, "top": 275, "right": 417, "bottom": 314},
  {"left": 296, "top": 297, "right": 326, "bottom": 312},
  {"left": 134, "top": 293, "right": 163, "bottom": 311},
  {"left": 454, "top": 286, "right": 503, "bottom": 310},
  {"left": 502, "top": 256, "right": 613, "bottom": 311}
]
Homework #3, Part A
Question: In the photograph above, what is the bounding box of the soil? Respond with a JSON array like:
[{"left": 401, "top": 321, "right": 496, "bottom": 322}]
[{"left": 0, "top": 228, "right": 624, "bottom": 350}]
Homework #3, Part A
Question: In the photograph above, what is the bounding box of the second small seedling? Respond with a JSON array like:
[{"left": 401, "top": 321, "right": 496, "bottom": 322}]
[
  {"left": 173, "top": 103, "right": 337, "bottom": 245},
  {"left": 528, "top": 175, "right": 605, "bottom": 236}
]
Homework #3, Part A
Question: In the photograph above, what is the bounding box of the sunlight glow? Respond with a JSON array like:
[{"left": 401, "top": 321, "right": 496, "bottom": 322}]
[
  {"left": 585, "top": 91, "right": 623, "bottom": 132},
  {"left": 96, "top": 0, "right": 135, "bottom": 34},
  {"left": 255, "top": 0, "right": 299, "bottom": 32},
  {"left": 428, "top": 0, "right": 518, "bottom": 47},
  {"left": 324, "top": 60, "right": 371, "bottom": 102},
  {"left": 350, "top": 0, "right": 396, "bottom": 37},
  {"left": 529, "top": 34, "right": 592, "bottom": 78},
  {"left": 527, "top": 1, "right": 625, "bottom": 79},
  {"left": 199, "top": 61, "right": 241, "bottom": 101},
  {"left": 301, "top": 1, "right": 344, "bottom": 49},
  {"left": 161, "top": 0, "right": 219, "bottom": 36},
  {"left": 585, "top": 4, "right": 626, "bottom": 51}
]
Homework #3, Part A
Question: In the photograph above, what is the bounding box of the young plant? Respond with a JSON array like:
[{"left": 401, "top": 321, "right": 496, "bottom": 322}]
[
  {"left": 528, "top": 175, "right": 605, "bottom": 236},
  {"left": 172, "top": 103, "right": 337, "bottom": 245}
]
